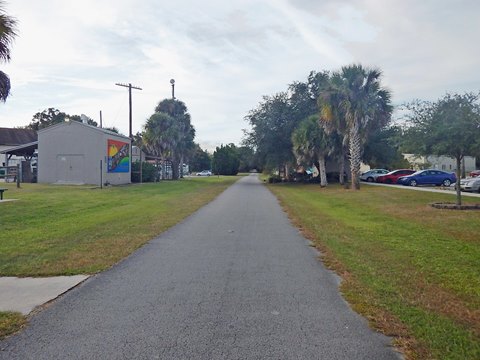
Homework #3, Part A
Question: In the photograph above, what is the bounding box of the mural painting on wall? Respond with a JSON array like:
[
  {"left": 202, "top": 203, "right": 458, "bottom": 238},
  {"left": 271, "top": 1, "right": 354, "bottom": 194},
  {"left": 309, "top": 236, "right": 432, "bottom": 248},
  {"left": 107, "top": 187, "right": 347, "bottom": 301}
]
[{"left": 107, "top": 139, "right": 130, "bottom": 173}]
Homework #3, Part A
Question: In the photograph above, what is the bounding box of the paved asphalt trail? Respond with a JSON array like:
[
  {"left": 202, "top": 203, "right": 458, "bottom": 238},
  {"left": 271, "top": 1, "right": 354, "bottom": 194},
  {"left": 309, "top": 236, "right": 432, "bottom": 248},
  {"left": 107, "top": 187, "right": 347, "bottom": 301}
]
[{"left": 0, "top": 174, "right": 401, "bottom": 359}]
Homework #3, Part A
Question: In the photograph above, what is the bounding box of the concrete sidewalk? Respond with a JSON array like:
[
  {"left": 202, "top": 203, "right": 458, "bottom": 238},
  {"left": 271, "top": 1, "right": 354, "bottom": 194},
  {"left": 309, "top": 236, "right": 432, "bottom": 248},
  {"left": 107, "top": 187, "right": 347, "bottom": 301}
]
[
  {"left": 0, "top": 276, "right": 89, "bottom": 315},
  {"left": 365, "top": 182, "right": 480, "bottom": 197}
]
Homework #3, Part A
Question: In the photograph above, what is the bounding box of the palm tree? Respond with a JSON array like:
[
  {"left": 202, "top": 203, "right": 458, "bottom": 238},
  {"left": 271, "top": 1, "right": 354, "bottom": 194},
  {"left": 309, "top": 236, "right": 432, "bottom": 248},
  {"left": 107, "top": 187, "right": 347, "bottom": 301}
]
[
  {"left": 292, "top": 115, "right": 332, "bottom": 187},
  {"left": 321, "top": 65, "right": 392, "bottom": 190},
  {"left": 154, "top": 99, "right": 195, "bottom": 179},
  {"left": 0, "top": 1, "right": 17, "bottom": 102},
  {"left": 318, "top": 74, "right": 349, "bottom": 186},
  {"left": 143, "top": 112, "right": 179, "bottom": 179}
]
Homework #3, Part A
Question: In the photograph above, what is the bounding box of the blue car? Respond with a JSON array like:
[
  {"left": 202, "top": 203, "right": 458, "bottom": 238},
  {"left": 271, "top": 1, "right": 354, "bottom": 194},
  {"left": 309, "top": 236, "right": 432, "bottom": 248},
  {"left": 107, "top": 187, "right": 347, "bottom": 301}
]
[{"left": 397, "top": 169, "right": 456, "bottom": 187}]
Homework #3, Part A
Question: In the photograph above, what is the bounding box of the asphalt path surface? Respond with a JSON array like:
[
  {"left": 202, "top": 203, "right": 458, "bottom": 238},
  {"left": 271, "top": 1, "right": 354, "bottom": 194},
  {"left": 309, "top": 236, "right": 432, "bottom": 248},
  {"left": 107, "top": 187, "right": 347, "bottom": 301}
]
[{"left": 0, "top": 174, "right": 401, "bottom": 359}]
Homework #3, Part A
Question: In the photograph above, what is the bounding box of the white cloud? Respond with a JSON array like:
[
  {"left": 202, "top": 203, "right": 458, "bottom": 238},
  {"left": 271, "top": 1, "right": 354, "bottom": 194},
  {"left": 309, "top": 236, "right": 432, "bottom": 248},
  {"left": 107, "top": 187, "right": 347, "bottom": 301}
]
[{"left": 1, "top": 0, "right": 479, "bottom": 148}]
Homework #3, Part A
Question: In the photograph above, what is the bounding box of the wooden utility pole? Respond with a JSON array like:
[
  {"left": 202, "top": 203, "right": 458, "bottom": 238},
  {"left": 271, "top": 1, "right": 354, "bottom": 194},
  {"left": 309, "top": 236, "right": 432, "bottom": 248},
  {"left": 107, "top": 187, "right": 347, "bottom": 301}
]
[{"left": 115, "top": 83, "right": 142, "bottom": 138}]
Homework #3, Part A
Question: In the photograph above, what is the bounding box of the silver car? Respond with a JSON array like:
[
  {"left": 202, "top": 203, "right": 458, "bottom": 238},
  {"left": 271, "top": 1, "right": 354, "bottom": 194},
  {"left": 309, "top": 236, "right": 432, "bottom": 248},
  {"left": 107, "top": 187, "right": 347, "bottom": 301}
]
[
  {"left": 360, "top": 169, "right": 389, "bottom": 182},
  {"left": 460, "top": 177, "right": 480, "bottom": 193}
]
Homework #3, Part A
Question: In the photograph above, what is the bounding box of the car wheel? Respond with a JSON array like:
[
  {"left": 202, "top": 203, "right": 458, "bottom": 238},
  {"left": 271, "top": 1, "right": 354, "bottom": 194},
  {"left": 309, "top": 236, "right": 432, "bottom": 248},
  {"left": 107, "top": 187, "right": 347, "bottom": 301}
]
[
  {"left": 443, "top": 179, "right": 451, "bottom": 186},
  {"left": 367, "top": 177, "right": 374, "bottom": 182},
  {"left": 385, "top": 179, "right": 392, "bottom": 184},
  {"left": 409, "top": 179, "right": 417, "bottom": 187}
]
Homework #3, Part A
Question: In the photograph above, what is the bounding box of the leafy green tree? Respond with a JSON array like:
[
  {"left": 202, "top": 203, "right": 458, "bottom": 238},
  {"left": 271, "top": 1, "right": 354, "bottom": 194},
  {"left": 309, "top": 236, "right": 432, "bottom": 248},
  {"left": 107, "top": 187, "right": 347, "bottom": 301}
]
[
  {"left": 243, "top": 71, "right": 331, "bottom": 177},
  {"left": 0, "top": 1, "right": 16, "bottom": 102},
  {"left": 26, "top": 108, "right": 98, "bottom": 130},
  {"left": 403, "top": 92, "right": 480, "bottom": 205},
  {"left": 103, "top": 126, "right": 120, "bottom": 134},
  {"left": 243, "top": 92, "right": 295, "bottom": 175},
  {"left": 132, "top": 131, "right": 143, "bottom": 147},
  {"left": 320, "top": 64, "right": 392, "bottom": 189},
  {"left": 363, "top": 126, "right": 410, "bottom": 169},
  {"left": 26, "top": 108, "right": 67, "bottom": 130},
  {"left": 190, "top": 144, "right": 211, "bottom": 172},
  {"left": 292, "top": 115, "right": 332, "bottom": 187},
  {"left": 212, "top": 144, "right": 240, "bottom": 175},
  {"left": 237, "top": 146, "right": 256, "bottom": 172},
  {"left": 69, "top": 114, "right": 98, "bottom": 127}
]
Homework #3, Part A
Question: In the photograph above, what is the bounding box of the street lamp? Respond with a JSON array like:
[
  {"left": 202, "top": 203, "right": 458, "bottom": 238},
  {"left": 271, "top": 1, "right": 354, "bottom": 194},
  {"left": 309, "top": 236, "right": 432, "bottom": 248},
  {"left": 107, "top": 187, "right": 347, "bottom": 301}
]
[{"left": 170, "top": 79, "right": 175, "bottom": 99}]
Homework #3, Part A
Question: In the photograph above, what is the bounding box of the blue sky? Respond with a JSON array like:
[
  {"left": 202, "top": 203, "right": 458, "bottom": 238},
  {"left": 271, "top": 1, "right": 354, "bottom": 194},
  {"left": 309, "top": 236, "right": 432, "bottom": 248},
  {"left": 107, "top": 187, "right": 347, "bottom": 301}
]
[{"left": 1, "top": 0, "right": 479, "bottom": 151}]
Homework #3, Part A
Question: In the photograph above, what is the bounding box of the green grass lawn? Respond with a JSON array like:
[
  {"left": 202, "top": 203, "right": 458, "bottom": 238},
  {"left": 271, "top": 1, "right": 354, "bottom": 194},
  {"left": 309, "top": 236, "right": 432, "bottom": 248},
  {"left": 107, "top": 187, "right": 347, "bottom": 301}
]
[
  {"left": 268, "top": 183, "right": 480, "bottom": 360},
  {"left": 0, "top": 176, "right": 239, "bottom": 338}
]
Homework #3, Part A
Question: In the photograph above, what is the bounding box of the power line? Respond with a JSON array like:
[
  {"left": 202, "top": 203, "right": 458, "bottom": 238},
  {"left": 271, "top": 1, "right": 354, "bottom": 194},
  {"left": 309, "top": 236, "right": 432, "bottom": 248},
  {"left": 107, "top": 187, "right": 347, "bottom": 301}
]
[{"left": 115, "top": 83, "right": 142, "bottom": 139}]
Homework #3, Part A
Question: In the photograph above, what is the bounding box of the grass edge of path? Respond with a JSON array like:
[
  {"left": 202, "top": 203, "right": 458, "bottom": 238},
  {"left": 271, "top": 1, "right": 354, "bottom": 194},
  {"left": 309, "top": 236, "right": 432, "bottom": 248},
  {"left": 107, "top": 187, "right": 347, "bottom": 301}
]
[
  {"left": 0, "top": 176, "right": 241, "bottom": 339},
  {"left": 266, "top": 183, "right": 480, "bottom": 359}
]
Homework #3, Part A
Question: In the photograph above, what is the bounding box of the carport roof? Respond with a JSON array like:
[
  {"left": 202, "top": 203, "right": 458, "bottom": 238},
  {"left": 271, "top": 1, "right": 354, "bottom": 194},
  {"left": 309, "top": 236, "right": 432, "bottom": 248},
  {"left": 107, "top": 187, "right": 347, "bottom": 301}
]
[
  {"left": 0, "top": 128, "right": 37, "bottom": 146},
  {"left": 0, "top": 141, "right": 38, "bottom": 157}
]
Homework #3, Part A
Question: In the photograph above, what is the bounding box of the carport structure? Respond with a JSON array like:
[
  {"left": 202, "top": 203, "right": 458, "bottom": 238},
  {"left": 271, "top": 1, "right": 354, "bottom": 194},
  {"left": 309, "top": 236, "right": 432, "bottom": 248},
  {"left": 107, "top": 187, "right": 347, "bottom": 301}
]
[
  {"left": 0, "top": 141, "right": 38, "bottom": 183},
  {"left": 0, "top": 127, "right": 38, "bottom": 182}
]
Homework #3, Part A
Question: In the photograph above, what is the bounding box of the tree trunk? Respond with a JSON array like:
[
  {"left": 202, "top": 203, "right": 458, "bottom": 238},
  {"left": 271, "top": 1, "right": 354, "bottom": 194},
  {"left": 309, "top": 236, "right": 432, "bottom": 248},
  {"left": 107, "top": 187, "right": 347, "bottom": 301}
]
[
  {"left": 179, "top": 154, "right": 184, "bottom": 178},
  {"left": 319, "top": 155, "right": 327, "bottom": 187},
  {"left": 455, "top": 156, "right": 462, "bottom": 206},
  {"left": 172, "top": 154, "right": 180, "bottom": 180},
  {"left": 349, "top": 120, "right": 362, "bottom": 190},
  {"left": 338, "top": 150, "right": 345, "bottom": 185}
]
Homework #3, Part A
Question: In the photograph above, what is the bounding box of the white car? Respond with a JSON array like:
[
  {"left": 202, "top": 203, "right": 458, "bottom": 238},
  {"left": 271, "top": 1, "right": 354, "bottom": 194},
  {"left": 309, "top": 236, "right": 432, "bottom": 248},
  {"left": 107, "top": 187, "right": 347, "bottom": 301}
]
[{"left": 196, "top": 170, "right": 212, "bottom": 176}]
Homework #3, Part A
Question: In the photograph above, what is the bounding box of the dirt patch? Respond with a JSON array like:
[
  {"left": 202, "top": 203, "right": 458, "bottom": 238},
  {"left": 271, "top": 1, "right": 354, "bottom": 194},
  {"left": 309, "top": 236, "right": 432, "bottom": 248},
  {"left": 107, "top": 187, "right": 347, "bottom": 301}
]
[{"left": 430, "top": 202, "right": 480, "bottom": 210}]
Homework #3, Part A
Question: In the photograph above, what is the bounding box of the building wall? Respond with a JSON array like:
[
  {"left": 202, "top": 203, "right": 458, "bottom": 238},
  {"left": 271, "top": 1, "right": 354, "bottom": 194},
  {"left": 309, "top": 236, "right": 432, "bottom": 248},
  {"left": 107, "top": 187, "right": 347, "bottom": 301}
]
[
  {"left": 38, "top": 121, "right": 131, "bottom": 185},
  {"left": 403, "top": 154, "right": 476, "bottom": 172}
]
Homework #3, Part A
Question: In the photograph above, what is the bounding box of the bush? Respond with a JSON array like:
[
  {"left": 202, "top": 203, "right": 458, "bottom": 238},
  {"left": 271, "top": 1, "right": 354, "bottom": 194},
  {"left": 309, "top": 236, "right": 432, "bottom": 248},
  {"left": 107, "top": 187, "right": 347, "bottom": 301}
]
[
  {"left": 131, "top": 162, "right": 158, "bottom": 183},
  {"left": 268, "top": 175, "right": 282, "bottom": 183}
]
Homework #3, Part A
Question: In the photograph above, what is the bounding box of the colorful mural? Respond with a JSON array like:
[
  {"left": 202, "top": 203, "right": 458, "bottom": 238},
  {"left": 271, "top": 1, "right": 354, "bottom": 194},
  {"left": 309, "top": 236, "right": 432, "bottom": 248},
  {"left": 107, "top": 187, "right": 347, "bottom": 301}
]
[{"left": 107, "top": 139, "right": 130, "bottom": 173}]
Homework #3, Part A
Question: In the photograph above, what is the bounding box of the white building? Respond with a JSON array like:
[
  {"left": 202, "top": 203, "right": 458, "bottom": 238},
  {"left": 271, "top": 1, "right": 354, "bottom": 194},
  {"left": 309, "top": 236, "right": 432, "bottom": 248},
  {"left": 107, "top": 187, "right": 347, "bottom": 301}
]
[
  {"left": 38, "top": 121, "right": 131, "bottom": 185},
  {"left": 403, "top": 154, "right": 476, "bottom": 172}
]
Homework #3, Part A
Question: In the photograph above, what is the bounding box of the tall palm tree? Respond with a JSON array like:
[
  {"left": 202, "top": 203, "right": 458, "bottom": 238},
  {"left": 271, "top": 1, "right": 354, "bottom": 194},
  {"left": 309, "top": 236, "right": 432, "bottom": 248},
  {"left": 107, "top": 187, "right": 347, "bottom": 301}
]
[
  {"left": 143, "top": 112, "right": 179, "bottom": 179},
  {"left": 0, "top": 1, "right": 17, "bottom": 102},
  {"left": 318, "top": 73, "right": 349, "bottom": 186},
  {"left": 321, "top": 64, "right": 392, "bottom": 190},
  {"left": 154, "top": 98, "right": 195, "bottom": 179}
]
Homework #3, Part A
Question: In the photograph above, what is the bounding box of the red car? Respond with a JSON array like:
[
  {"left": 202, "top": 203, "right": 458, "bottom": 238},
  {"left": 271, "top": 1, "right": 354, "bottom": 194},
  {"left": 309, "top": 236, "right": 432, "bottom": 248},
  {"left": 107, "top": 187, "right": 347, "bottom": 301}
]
[
  {"left": 470, "top": 170, "right": 480, "bottom": 177},
  {"left": 376, "top": 169, "right": 416, "bottom": 184}
]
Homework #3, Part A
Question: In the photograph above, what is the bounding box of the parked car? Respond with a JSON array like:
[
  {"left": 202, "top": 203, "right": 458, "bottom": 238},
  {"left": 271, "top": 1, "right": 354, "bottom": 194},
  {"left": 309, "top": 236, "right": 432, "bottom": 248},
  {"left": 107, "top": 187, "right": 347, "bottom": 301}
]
[
  {"left": 196, "top": 170, "right": 212, "bottom": 176},
  {"left": 359, "top": 169, "right": 389, "bottom": 182},
  {"left": 460, "top": 176, "right": 480, "bottom": 193},
  {"left": 397, "top": 169, "right": 456, "bottom": 187},
  {"left": 376, "top": 169, "right": 415, "bottom": 184},
  {"left": 469, "top": 170, "right": 480, "bottom": 177}
]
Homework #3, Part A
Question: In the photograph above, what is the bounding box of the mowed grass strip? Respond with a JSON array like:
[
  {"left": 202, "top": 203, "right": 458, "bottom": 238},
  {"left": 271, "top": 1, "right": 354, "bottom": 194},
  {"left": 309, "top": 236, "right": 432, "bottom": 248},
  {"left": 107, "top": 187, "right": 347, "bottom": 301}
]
[
  {"left": 268, "top": 183, "right": 480, "bottom": 360},
  {"left": 0, "top": 176, "right": 238, "bottom": 338},
  {"left": 0, "top": 176, "right": 238, "bottom": 276}
]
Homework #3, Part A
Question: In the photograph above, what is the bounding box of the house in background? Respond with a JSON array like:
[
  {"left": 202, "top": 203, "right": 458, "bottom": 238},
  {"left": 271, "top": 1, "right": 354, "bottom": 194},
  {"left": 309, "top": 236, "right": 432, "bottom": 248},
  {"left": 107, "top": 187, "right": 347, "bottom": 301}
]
[
  {"left": 403, "top": 154, "right": 476, "bottom": 173},
  {"left": 38, "top": 120, "right": 131, "bottom": 185}
]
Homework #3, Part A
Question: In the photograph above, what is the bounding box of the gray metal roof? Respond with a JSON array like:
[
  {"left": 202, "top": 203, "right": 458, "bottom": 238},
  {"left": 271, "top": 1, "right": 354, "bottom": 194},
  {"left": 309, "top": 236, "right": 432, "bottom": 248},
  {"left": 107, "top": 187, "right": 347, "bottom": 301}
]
[{"left": 0, "top": 128, "right": 37, "bottom": 146}]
